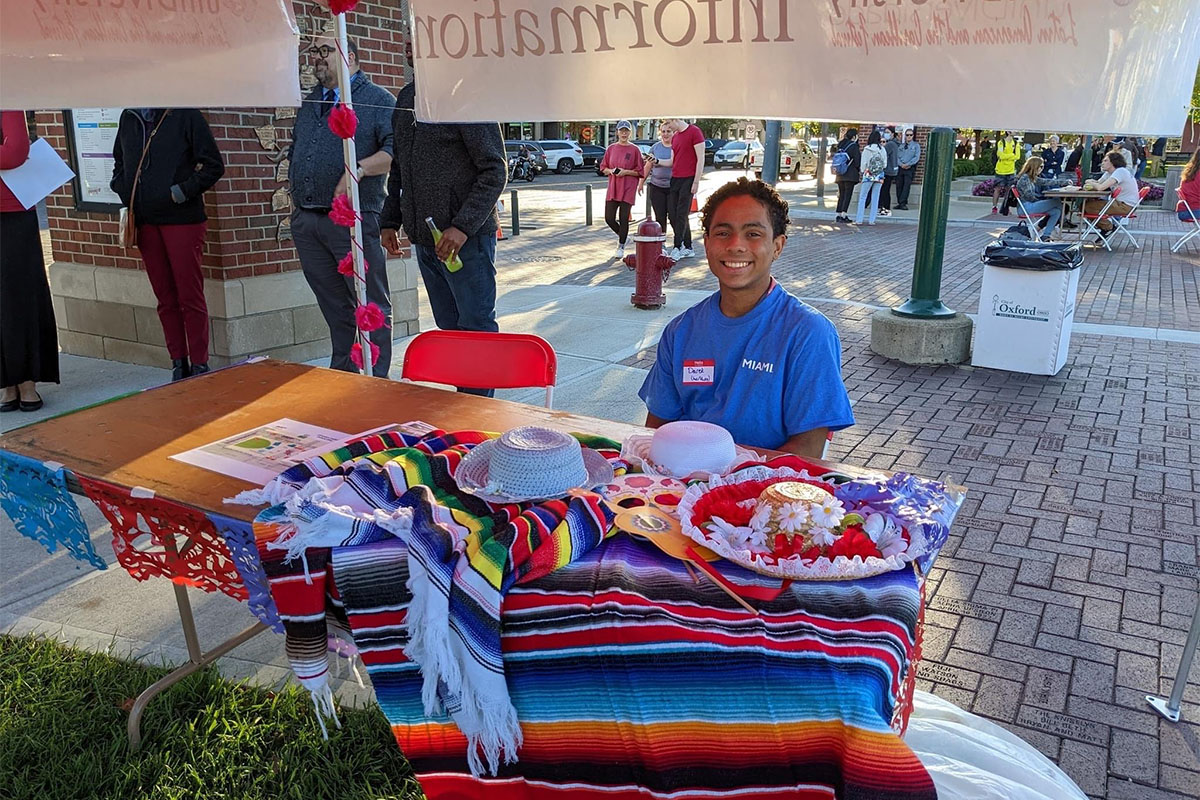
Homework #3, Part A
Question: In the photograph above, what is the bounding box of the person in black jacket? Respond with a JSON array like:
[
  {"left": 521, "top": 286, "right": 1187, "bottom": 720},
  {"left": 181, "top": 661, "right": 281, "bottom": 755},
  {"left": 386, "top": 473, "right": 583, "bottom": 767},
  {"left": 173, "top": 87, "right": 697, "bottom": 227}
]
[
  {"left": 833, "top": 127, "right": 861, "bottom": 224},
  {"left": 380, "top": 80, "right": 507, "bottom": 395},
  {"left": 111, "top": 108, "right": 223, "bottom": 380}
]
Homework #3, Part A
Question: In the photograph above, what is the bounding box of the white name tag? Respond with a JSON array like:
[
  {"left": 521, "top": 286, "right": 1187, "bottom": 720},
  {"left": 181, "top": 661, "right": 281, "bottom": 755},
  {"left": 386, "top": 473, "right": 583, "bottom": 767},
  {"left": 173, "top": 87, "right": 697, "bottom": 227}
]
[{"left": 682, "top": 359, "right": 715, "bottom": 385}]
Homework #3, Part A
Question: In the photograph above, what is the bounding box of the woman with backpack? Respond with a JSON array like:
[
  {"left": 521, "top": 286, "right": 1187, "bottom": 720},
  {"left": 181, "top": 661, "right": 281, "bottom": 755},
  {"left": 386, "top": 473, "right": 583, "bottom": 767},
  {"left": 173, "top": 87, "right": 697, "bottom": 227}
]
[
  {"left": 854, "top": 130, "right": 887, "bottom": 225},
  {"left": 833, "top": 127, "right": 860, "bottom": 224}
]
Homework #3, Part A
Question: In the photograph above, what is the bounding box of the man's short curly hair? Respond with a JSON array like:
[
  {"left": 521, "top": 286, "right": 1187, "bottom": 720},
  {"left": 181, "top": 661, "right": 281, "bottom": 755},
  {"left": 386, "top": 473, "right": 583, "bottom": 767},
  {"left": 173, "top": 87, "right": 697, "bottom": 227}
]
[{"left": 701, "top": 177, "right": 790, "bottom": 238}]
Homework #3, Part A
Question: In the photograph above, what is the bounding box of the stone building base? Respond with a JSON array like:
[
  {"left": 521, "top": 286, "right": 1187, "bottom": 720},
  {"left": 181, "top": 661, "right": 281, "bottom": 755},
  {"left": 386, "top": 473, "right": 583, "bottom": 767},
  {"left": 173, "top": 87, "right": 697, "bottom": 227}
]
[{"left": 50, "top": 257, "right": 420, "bottom": 369}]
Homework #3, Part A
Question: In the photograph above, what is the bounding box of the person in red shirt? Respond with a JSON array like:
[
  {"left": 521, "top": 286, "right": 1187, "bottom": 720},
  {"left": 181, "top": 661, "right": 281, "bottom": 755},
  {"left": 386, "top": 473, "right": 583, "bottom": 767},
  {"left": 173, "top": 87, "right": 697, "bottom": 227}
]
[
  {"left": 665, "top": 118, "right": 705, "bottom": 259},
  {"left": 599, "top": 120, "right": 644, "bottom": 260},
  {"left": 1, "top": 110, "right": 58, "bottom": 412},
  {"left": 1177, "top": 149, "right": 1200, "bottom": 221}
]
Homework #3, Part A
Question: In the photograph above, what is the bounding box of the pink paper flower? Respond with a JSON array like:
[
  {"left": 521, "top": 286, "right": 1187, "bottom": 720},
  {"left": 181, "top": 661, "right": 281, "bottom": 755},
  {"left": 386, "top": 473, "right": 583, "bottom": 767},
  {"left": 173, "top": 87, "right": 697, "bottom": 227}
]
[
  {"left": 337, "top": 251, "right": 355, "bottom": 276},
  {"left": 354, "top": 302, "right": 388, "bottom": 332},
  {"left": 328, "top": 103, "right": 358, "bottom": 139},
  {"left": 327, "top": 0, "right": 359, "bottom": 13},
  {"left": 349, "top": 340, "right": 380, "bottom": 371},
  {"left": 329, "top": 194, "right": 357, "bottom": 227}
]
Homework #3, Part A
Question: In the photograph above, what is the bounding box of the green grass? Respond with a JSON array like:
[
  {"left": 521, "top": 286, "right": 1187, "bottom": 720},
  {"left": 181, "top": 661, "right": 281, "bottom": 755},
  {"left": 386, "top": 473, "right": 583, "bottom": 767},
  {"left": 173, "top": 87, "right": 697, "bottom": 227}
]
[{"left": 0, "top": 634, "right": 424, "bottom": 800}]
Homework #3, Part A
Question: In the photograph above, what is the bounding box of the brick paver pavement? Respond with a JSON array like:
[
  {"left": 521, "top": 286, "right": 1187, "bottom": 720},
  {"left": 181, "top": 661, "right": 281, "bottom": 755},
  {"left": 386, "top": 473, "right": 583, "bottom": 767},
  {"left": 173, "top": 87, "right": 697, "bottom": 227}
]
[{"left": 498, "top": 217, "right": 1200, "bottom": 798}]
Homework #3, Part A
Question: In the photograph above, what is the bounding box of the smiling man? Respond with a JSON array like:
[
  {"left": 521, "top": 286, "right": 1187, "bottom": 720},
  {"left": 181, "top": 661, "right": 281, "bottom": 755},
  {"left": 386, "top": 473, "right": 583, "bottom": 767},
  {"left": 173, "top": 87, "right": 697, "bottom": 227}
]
[{"left": 638, "top": 178, "right": 854, "bottom": 457}]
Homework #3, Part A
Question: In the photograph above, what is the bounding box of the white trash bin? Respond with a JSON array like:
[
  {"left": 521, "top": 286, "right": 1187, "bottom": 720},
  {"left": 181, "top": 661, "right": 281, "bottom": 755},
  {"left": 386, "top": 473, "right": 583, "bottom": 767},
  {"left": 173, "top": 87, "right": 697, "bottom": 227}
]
[{"left": 971, "top": 239, "right": 1083, "bottom": 375}]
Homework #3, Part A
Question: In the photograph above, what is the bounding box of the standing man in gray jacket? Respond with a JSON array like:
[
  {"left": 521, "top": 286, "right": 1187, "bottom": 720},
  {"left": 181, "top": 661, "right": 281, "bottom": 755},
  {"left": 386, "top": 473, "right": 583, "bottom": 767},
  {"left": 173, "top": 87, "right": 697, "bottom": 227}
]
[
  {"left": 895, "top": 129, "right": 921, "bottom": 211},
  {"left": 380, "top": 80, "right": 507, "bottom": 394},
  {"left": 289, "top": 35, "right": 396, "bottom": 377}
]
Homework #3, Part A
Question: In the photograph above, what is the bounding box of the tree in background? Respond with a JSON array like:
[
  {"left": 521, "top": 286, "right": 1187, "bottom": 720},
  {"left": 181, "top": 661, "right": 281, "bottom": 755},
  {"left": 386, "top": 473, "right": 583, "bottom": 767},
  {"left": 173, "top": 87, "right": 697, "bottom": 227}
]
[{"left": 695, "top": 118, "right": 737, "bottom": 138}]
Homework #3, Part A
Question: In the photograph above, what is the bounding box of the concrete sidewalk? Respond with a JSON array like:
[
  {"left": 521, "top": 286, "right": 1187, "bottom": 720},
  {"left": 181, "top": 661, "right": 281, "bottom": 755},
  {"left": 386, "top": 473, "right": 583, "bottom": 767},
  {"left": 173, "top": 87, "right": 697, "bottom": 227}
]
[{"left": 3, "top": 212, "right": 1198, "bottom": 799}]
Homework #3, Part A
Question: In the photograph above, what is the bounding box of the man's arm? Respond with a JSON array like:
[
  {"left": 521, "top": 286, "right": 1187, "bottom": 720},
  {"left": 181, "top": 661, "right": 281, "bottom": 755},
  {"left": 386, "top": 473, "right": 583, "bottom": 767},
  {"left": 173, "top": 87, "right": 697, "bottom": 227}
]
[
  {"left": 379, "top": 104, "right": 404, "bottom": 233},
  {"left": 777, "top": 428, "right": 829, "bottom": 460},
  {"left": 334, "top": 149, "right": 392, "bottom": 197},
  {"left": 691, "top": 138, "right": 705, "bottom": 193},
  {"left": 449, "top": 122, "right": 508, "bottom": 237},
  {"left": 645, "top": 411, "right": 670, "bottom": 429}
]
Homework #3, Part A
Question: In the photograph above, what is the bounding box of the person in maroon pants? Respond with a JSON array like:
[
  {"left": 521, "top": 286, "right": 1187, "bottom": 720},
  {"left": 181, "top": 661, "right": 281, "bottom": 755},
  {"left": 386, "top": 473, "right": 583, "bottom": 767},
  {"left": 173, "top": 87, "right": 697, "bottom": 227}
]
[{"left": 111, "top": 109, "right": 224, "bottom": 380}]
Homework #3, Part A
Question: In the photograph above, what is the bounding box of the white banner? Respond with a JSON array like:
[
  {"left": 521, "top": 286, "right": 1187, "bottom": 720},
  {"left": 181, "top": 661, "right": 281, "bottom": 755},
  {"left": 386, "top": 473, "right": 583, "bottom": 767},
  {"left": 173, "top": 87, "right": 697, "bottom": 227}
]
[
  {"left": 0, "top": 0, "right": 301, "bottom": 109},
  {"left": 410, "top": 0, "right": 1200, "bottom": 135}
]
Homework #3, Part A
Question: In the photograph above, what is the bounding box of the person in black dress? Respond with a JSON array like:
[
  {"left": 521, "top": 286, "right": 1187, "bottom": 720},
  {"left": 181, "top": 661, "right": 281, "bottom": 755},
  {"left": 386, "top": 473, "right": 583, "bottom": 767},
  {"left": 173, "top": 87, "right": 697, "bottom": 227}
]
[{"left": 1, "top": 110, "right": 58, "bottom": 413}]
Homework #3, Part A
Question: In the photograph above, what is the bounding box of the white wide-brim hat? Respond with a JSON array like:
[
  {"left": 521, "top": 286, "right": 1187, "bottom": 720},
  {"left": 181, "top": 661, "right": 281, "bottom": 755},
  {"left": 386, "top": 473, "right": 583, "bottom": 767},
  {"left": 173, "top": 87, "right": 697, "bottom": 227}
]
[{"left": 455, "top": 427, "right": 615, "bottom": 504}]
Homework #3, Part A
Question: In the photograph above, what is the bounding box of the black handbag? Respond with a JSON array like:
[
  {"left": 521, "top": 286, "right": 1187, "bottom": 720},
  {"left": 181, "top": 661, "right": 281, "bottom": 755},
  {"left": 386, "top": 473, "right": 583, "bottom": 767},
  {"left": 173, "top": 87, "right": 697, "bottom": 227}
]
[{"left": 981, "top": 238, "right": 1083, "bottom": 271}]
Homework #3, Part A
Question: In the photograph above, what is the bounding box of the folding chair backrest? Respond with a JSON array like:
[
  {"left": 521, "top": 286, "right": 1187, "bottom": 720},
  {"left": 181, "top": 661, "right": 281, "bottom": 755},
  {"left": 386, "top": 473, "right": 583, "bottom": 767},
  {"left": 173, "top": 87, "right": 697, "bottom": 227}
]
[{"left": 401, "top": 330, "right": 558, "bottom": 407}]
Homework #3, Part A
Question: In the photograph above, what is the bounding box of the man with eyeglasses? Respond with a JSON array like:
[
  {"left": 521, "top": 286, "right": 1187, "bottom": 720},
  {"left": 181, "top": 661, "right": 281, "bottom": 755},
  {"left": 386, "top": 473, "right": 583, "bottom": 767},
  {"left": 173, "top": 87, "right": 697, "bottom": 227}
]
[
  {"left": 894, "top": 129, "right": 920, "bottom": 211},
  {"left": 288, "top": 35, "right": 397, "bottom": 377}
]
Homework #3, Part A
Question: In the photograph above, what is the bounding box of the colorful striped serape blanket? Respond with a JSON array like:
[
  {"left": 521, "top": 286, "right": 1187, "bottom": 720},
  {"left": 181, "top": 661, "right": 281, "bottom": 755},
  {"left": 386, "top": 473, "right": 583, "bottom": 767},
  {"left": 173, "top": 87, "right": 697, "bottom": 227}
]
[
  {"left": 249, "top": 431, "right": 939, "bottom": 797},
  {"left": 247, "top": 429, "right": 621, "bottom": 774}
]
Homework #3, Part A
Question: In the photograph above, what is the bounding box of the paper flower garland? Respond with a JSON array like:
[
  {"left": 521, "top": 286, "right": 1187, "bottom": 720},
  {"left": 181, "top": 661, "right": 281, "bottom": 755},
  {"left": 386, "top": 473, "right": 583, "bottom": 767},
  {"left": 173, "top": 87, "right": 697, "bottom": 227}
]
[
  {"left": 350, "top": 340, "right": 380, "bottom": 370},
  {"left": 328, "top": 103, "right": 358, "bottom": 139},
  {"left": 327, "top": 0, "right": 360, "bottom": 13},
  {"left": 354, "top": 302, "right": 388, "bottom": 332},
  {"left": 329, "top": 194, "right": 357, "bottom": 226},
  {"left": 337, "top": 251, "right": 355, "bottom": 276}
]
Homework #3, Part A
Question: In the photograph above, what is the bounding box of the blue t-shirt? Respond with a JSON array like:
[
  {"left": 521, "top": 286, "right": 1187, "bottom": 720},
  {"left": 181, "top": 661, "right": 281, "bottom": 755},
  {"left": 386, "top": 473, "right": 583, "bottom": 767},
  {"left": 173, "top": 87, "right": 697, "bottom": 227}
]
[{"left": 638, "top": 284, "right": 855, "bottom": 449}]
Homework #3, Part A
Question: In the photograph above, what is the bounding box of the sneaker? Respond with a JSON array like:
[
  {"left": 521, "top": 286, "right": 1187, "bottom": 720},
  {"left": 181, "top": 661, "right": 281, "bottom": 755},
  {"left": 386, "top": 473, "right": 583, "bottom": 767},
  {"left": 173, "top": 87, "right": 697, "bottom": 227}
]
[
  {"left": 668, "top": 247, "right": 681, "bottom": 260},
  {"left": 866, "top": 221, "right": 876, "bottom": 226},
  {"left": 897, "top": 204, "right": 908, "bottom": 210},
  {"left": 879, "top": 208, "right": 891, "bottom": 216},
  {"left": 614, "top": 245, "right": 625, "bottom": 260},
  {"left": 679, "top": 247, "right": 696, "bottom": 258}
]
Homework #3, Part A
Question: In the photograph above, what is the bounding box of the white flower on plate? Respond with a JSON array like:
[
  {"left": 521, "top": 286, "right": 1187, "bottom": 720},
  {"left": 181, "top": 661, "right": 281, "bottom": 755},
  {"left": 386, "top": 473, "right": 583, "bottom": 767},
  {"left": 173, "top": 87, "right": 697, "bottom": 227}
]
[
  {"left": 749, "top": 504, "right": 773, "bottom": 533},
  {"left": 810, "top": 527, "right": 838, "bottom": 548},
  {"left": 708, "top": 516, "right": 758, "bottom": 551},
  {"left": 810, "top": 497, "right": 846, "bottom": 529},
  {"left": 865, "top": 513, "right": 906, "bottom": 557},
  {"left": 776, "top": 502, "right": 809, "bottom": 533}
]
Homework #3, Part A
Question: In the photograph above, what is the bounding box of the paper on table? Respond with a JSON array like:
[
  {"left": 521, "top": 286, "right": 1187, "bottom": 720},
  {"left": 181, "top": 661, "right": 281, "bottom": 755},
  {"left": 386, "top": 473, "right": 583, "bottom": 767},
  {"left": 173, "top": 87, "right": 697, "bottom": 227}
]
[
  {"left": 170, "top": 418, "right": 352, "bottom": 485},
  {"left": 0, "top": 138, "right": 75, "bottom": 210}
]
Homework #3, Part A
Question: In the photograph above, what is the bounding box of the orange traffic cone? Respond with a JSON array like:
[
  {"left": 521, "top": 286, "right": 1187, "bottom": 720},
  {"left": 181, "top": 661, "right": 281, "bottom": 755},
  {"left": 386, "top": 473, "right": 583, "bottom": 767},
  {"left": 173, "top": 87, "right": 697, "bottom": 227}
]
[{"left": 689, "top": 196, "right": 699, "bottom": 213}]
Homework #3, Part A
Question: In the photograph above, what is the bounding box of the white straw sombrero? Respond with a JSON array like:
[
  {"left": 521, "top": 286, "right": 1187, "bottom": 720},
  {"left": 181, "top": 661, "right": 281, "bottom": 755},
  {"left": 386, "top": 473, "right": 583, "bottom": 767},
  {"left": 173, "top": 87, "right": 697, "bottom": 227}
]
[{"left": 456, "top": 426, "right": 614, "bottom": 503}]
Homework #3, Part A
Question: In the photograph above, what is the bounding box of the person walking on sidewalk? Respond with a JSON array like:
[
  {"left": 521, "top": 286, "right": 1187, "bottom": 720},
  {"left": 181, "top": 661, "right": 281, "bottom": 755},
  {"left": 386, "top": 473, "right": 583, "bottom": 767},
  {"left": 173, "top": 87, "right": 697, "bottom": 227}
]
[
  {"left": 1, "top": 111, "right": 58, "bottom": 412},
  {"left": 381, "top": 75, "right": 507, "bottom": 394},
  {"left": 878, "top": 126, "right": 899, "bottom": 217},
  {"left": 833, "top": 127, "right": 860, "bottom": 223},
  {"left": 599, "top": 120, "right": 643, "bottom": 261},
  {"left": 894, "top": 128, "right": 920, "bottom": 210},
  {"left": 289, "top": 36, "right": 396, "bottom": 378},
  {"left": 990, "top": 131, "right": 1020, "bottom": 214},
  {"left": 111, "top": 108, "right": 224, "bottom": 381},
  {"left": 854, "top": 130, "right": 887, "bottom": 226},
  {"left": 640, "top": 124, "right": 674, "bottom": 238},
  {"left": 665, "top": 118, "right": 705, "bottom": 259}
]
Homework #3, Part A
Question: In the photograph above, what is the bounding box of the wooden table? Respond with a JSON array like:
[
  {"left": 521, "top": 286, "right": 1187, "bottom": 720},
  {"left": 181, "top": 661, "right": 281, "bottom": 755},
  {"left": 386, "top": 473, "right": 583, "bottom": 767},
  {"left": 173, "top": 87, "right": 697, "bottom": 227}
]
[
  {"left": 1043, "top": 187, "right": 1111, "bottom": 243},
  {"left": 0, "top": 359, "right": 667, "bottom": 749}
]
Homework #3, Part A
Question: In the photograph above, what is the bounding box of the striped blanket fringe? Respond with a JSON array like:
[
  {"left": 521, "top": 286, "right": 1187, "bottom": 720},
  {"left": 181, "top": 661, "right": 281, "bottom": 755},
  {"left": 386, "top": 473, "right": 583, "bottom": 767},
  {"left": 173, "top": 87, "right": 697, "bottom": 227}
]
[{"left": 246, "top": 429, "right": 621, "bottom": 773}]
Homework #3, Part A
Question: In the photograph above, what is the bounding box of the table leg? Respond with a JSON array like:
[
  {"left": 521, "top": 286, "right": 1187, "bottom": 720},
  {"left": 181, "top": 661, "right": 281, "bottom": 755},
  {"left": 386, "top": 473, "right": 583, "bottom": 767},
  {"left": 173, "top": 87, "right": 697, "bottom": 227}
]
[{"left": 126, "top": 533, "right": 269, "bottom": 752}]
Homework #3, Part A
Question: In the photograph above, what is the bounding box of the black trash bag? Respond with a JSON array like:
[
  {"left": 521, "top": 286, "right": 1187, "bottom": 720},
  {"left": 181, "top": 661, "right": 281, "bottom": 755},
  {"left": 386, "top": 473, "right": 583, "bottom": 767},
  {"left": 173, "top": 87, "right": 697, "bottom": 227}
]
[{"left": 981, "top": 238, "right": 1083, "bottom": 271}]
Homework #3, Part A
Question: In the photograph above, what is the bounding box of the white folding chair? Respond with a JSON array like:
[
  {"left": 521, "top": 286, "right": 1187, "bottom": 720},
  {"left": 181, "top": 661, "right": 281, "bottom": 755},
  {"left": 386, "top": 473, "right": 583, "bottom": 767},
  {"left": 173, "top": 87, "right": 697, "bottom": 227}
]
[
  {"left": 1010, "top": 187, "right": 1049, "bottom": 242},
  {"left": 1105, "top": 186, "right": 1151, "bottom": 250},
  {"left": 1172, "top": 200, "right": 1200, "bottom": 253}
]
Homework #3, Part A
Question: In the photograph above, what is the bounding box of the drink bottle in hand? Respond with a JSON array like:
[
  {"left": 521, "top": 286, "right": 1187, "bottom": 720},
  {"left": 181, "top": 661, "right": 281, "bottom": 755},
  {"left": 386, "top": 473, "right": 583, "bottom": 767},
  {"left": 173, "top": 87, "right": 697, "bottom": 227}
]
[{"left": 425, "top": 217, "right": 463, "bottom": 273}]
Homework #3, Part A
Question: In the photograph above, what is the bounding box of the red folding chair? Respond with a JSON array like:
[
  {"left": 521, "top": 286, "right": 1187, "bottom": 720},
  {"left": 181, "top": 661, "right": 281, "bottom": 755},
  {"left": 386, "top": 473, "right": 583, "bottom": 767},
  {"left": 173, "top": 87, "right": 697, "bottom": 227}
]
[
  {"left": 401, "top": 330, "right": 558, "bottom": 408},
  {"left": 1083, "top": 186, "right": 1150, "bottom": 251},
  {"left": 1010, "top": 187, "right": 1050, "bottom": 242},
  {"left": 1173, "top": 199, "right": 1200, "bottom": 253}
]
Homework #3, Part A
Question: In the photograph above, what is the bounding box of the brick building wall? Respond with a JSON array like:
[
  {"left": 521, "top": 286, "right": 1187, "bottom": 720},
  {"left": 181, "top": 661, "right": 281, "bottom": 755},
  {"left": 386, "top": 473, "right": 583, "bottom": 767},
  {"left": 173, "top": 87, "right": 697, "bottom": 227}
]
[{"left": 43, "top": 0, "right": 418, "bottom": 369}]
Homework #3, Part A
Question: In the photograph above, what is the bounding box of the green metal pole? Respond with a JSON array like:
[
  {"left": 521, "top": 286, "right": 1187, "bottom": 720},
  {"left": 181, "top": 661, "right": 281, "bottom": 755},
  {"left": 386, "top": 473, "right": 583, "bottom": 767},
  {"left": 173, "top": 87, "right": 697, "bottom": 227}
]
[{"left": 893, "top": 126, "right": 956, "bottom": 318}]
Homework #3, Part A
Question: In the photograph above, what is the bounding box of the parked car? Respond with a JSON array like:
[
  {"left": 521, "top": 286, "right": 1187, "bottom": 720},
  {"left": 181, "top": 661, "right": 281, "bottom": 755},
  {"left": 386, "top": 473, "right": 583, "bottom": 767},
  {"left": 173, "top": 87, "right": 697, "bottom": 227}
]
[
  {"left": 579, "top": 144, "right": 605, "bottom": 168},
  {"left": 504, "top": 140, "right": 548, "bottom": 173},
  {"left": 538, "top": 139, "right": 584, "bottom": 174},
  {"left": 749, "top": 138, "right": 818, "bottom": 180},
  {"left": 713, "top": 140, "right": 763, "bottom": 170},
  {"left": 703, "top": 138, "right": 729, "bottom": 165}
]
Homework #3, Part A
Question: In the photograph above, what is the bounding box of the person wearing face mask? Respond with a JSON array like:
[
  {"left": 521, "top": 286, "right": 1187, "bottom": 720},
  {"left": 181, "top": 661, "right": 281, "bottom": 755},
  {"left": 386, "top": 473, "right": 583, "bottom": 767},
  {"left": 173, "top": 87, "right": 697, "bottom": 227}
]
[
  {"left": 638, "top": 178, "right": 854, "bottom": 457},
  {"left": 894, "top": 129, "right": 920, "bottom": 211},
  {"left": 878, "top": 126, "right": 900, "bottom": 217}
]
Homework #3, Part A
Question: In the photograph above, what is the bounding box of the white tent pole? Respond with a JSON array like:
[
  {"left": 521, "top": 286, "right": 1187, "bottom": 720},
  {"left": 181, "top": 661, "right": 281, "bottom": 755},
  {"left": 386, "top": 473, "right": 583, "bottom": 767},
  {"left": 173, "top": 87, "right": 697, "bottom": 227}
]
[{"left": 334, "top": 13, "right": 371, "bottom": 376}]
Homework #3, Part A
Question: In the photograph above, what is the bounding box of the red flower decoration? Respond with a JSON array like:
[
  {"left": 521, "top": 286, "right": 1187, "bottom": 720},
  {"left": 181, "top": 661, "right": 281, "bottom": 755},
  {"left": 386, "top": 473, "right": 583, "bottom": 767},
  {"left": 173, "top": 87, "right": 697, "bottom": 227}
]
[
  {"left": 329, "top": 194, "right": 357, "bottom": 227},
  {"left": 327, "top": 0, "right": 359, "bottom": 13},
  {"left": 328, "top": 103, "right": 358, "bottom": 139},
  {"left": 349, "top": 340, "right": 380, "bottom": 371},
  {"left": 826, "top": 526, "right": 880, "bottom": 561},
  {"left": 354, "top": 302, "right": 388, "bottom": 332},
  {"left": 337, "top": 251, "right": 355, "bottom": 276}
]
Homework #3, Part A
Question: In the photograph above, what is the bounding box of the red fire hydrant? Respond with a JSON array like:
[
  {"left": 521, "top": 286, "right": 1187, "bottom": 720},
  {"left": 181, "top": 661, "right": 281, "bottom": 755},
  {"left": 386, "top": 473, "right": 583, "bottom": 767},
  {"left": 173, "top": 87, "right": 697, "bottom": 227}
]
[{"left": 623, "top": 218, "right": 675, "bottom": 309}]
